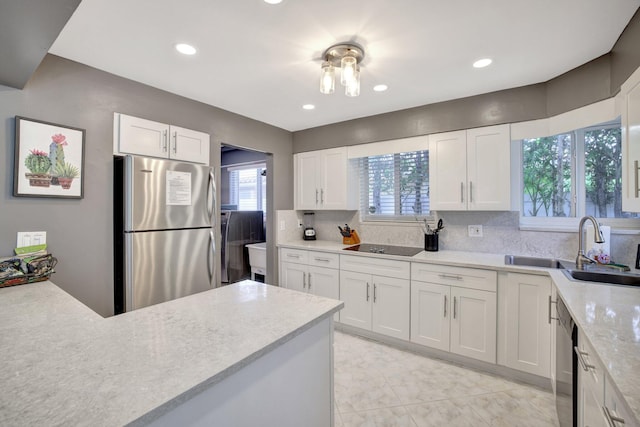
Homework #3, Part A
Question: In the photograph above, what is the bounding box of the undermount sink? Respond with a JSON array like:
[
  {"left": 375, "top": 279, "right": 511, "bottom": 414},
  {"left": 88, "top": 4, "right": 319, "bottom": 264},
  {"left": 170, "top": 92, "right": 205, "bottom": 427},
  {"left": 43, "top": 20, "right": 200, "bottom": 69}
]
[
  {"left": 563, "top": 268, "right": 640, "bottom": 286},
  {"left": 504, "top": 255, "right": 565, "bottom": 269}
]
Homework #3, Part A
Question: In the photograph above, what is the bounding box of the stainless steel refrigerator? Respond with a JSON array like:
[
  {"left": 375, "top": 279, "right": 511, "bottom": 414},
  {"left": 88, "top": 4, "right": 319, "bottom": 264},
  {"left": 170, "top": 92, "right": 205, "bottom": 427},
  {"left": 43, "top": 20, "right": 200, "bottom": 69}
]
[{"left": 114, "top": 155, "right": 216, "bottom": 314}]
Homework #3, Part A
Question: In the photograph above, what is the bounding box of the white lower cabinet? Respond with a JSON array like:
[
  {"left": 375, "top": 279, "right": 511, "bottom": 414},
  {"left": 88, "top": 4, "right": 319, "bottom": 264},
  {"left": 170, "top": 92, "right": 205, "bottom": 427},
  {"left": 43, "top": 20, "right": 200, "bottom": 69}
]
[
  {"left": 279, "top": 248, "right": 340, "bottom": 319},
  {"left": 498, "top": 272, "right": 551, "bottom": 377},
  {"left": 339, "top": 255, "right": 410, "bottom": 340},
  {"left": 577, "top": 329, "right": 608, "bottom": 427},
  {"left": 411, "top": 263, "right": 497, "bottom": 363}
]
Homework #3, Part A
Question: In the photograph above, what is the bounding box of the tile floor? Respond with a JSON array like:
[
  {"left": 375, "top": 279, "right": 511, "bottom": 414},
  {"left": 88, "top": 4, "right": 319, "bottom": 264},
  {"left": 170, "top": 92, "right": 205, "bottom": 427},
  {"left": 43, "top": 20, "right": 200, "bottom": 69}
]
[{"left": 333, "top": 331, "right": 560, "bottom": 427}]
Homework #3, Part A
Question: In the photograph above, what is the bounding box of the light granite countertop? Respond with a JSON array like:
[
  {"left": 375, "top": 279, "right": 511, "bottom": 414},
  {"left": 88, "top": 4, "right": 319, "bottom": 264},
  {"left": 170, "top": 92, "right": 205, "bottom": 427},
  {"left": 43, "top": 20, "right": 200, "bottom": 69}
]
[
  {"left": 279, "top": 240, "right": 640, "bottom": 422},
  {"left": 0, "top": 280, "right": 342, "bottom": 426}
]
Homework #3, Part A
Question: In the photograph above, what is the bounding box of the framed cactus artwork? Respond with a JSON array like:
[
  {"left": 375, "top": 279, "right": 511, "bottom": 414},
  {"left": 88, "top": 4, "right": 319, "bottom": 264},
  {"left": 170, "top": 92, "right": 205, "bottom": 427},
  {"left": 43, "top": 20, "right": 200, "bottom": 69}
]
[{"left": 13, "top": 116, "right": 85, "bottom": 199}]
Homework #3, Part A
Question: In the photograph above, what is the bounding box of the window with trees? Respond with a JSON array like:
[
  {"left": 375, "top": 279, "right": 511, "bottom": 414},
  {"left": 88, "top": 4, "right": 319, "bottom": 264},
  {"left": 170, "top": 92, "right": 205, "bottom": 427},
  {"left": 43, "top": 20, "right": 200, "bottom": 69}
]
[
  {"left": 521, "top": 120, "right": 637, "bottom": 220},
  {"left": 358, "top": 150, "right": 430, "bottom": 220}
]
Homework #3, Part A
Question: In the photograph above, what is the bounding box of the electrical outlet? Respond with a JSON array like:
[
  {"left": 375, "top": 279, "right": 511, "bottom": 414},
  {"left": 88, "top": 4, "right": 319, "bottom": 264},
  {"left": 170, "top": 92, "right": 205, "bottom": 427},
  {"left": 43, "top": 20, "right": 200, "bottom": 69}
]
[
  {"left": 279, "top": 220, "right": 286, "bottom": 231},
  {"left": 297, "top": 220, "right": 303, "bottom": 228},
  {"left": 468, "top": 225, "right": 483, "bottom": 237}
]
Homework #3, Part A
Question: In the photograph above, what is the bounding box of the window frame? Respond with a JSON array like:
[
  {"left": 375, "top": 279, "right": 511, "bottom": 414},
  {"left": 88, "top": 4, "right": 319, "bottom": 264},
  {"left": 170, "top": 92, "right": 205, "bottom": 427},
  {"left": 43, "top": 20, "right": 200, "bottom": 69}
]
[
  {"left": 226, "top": 162, "right": 267, "bottom": 212},
  {"left": 358, "top": 150, "right": 434, "bottom": 224},
  {"left": 517, "top": 120, "right": 640, "bottom": 232}
]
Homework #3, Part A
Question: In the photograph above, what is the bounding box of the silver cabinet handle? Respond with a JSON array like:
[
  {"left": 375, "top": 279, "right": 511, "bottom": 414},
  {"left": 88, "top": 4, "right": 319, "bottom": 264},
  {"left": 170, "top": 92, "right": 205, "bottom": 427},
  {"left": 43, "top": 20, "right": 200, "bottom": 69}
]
[
  {"left": 162, "top": 130, "right": 168, "bottom": 152},
  {"left": 469, "top": 181, "right": 473, "bottom": 203},
  {"left": 302, "top": 271, "right": 306, "bottom": 289},
  {"left": 321, "top": 188, "right": 324, "bottom": 204},
  {"left": 453, "top": 296, "right": 457, "bottom": 319},
  {"left": 316, "top": 189, "right": 319, "bottom": 204},
  {"left": 314, "top": 257, "right": 331, "bottom": 262},
  {"left": 438, "top": 273, "right": 462, "bottom": 280},
  {"left": 460, "top": 182, "right": 464, "bottom": 203},
  {"left": 373, "top": 283, "right": 377, "bottom": 303},
  {"left": 635, "top": 160, "right": 640, "bottom": 198},
  {"left": 172, "top": 131, "right": 178, "bottom": 154},
  {"left": 366, "top": 282, "right": 370, "bottom": 301},
  {"left": 603, "top": 405, "right": 626, "bottom": 426},
  {"left": 548, "top": 296, "right": 558, "bottom": 324},
  {"left": 574, "top": 346, "right": 596, "bottom": 371},
  {"left": 307, "top": 272, "right": 311, "bottom": 290},
  {"left": 286, "top": 253, "right": 301, "bottom": 259},
  {"left": 443, "top": 295, "right": 447, "bottom": 317}
]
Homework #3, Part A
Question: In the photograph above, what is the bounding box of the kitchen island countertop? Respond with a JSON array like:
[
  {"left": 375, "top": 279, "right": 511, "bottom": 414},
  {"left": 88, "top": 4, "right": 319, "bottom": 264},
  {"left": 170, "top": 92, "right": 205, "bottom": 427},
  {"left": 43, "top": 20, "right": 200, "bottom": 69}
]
[{"left": 0, "top": 280, "right": 342, "bottom": 426}]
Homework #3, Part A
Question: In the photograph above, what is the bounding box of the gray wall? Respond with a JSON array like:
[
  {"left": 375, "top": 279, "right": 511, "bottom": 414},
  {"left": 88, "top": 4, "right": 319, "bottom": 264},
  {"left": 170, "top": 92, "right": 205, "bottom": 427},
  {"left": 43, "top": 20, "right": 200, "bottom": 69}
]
[
  {"left": 292, "top": 10, "right": 640, "bottom": 152},
  {"left": 1, "top": 54, "right": 292, "bottom": 317}
]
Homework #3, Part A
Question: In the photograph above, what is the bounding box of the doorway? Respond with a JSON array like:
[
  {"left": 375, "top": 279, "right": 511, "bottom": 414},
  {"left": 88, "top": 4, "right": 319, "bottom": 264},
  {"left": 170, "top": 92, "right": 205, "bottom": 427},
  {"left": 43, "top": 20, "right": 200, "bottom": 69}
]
[{"left": 220, "top": 145, "right": 270, "bottom": 284}]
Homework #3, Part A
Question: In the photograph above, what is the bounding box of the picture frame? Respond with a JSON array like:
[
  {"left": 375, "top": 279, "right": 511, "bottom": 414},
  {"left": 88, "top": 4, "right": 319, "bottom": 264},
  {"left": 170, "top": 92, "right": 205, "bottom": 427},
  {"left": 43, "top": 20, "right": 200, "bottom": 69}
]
[{"left": 13, "top": 116, "right": 85, "bottom": 199}]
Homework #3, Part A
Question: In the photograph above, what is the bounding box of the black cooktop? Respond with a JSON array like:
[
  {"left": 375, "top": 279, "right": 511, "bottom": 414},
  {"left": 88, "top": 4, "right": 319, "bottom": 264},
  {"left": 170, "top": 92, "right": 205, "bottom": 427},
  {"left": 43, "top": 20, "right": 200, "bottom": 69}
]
[{"left": 343, "top": 243, "right": 423, "bottom": 257}]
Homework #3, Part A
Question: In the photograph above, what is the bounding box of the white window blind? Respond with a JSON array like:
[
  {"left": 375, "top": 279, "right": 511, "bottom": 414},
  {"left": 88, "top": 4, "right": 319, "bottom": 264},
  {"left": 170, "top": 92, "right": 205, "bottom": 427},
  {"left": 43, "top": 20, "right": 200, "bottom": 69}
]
[
  {"left": 358, "top": 150, "right": 430, "bottom": 221},
  {"left": 227, "top": 162, "right": 266, "bottom": 213}
]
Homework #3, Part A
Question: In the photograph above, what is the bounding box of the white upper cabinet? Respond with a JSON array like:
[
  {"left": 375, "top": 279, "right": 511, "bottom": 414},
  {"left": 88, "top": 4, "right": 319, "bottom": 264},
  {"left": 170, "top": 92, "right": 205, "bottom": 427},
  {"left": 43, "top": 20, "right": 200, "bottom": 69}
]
[
  {"left": 294, "top": 147, "right": 358, "bottom": 210},
  {"left": 114, "top": 113, "right": 210, "bottom": 165},
  {"left": 429, "top": 124, "right": 511, "bottom": 211},
  {"left": 622, "top": 66, "right": 640, "bottom": 212}
]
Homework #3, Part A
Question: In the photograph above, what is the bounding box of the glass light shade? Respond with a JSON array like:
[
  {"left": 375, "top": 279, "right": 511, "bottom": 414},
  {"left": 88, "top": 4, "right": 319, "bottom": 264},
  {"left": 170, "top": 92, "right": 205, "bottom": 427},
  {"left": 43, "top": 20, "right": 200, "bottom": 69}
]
[
  {"left": 319, "top": 61, "right": 335, "bottom": 94},
  {"left": 340, "top": 55, "right": 357, "bottom": 86},
  {"left": 345, "top": 66, "right": 360, "bottom": 97}
]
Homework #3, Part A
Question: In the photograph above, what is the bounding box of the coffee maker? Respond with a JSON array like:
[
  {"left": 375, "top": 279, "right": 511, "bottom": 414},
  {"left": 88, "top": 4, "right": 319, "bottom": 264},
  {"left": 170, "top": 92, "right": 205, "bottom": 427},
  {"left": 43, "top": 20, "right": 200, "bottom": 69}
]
[{"left": 303, "top": 212, "right": 316, "bottom": 240}]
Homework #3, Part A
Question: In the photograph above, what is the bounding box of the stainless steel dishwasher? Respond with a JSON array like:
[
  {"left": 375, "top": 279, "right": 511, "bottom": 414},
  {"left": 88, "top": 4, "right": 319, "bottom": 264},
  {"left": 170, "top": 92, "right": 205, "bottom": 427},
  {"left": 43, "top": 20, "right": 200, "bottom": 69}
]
[{"left": 556, "top": 296, "right": 577, "bottom": 427}]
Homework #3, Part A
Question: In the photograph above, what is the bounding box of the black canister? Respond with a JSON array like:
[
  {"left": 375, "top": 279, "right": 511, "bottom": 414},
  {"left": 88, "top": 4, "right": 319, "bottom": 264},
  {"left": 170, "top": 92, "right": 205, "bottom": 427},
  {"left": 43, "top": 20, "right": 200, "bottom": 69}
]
[{"left": 424, "top": 233, "right": 438, "bottom": 251}]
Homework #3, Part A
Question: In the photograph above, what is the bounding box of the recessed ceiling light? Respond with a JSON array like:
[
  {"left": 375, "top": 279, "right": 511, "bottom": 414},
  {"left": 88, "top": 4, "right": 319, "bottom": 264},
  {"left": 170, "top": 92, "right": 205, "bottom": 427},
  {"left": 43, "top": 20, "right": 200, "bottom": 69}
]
[
  {"left": 264, "top": 0, "right": 282, "bottom": 4},
  {"left": 175, "top": 43, "right": 197, "bottom": 55},
  {"left": 473, "top": 58, "right": 492, "bottom": 68},
  {"left": 302, "top": 104, "right": 315, "bottom": 110},
  {"left": 373, "top": 84, "right": 388, "bottom": 92}
]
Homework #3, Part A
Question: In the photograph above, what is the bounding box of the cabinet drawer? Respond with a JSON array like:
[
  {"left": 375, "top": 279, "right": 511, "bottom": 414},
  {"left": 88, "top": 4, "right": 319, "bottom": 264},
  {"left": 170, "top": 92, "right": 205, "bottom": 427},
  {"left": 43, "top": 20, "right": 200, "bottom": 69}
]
[
  {"left": 308, "top": 251, "right": 340, "bottom": 269},
  {"left": 340, "top": 254, "right": 410, "bottom": 280},
  {"left": 577, "top": 331, "right": 605, "bottom": 404},
  {"left": 280, "top": 248, "right": 309, "bottom": 265},
  {"left": 411, "top": 262, "right": 497, "bottom": 292}
]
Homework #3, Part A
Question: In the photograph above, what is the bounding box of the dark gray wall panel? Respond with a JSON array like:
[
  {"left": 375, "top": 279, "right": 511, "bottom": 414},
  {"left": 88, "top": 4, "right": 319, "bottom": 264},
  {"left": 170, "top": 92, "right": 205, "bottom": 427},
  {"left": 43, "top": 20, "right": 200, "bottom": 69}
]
[
  {"left": 546, "top": 54, "right": 612, "bottom": 117},
  {"left": 611, "top": 7, "right": 640, "bottom": 91},
  {"left": 0, "top": 0, "right": 81, "bottom": 88},
  {"left": 292, "top": 84, "right": 547, "bottom": 152},
  {"left": 0, "top": 55, "right": 292, "bottom": 317}
]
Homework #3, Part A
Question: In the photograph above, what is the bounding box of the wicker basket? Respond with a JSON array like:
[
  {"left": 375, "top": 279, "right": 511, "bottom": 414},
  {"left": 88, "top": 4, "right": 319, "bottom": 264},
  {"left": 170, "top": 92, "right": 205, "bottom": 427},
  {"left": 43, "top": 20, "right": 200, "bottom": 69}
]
[{"left": 0, "top": 254, "right": 57, "bottom": 288}]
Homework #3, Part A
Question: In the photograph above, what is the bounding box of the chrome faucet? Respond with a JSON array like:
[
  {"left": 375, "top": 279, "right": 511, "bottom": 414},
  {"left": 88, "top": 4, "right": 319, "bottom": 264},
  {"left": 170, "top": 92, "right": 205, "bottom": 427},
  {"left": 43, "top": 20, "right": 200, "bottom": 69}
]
[{"left": 576, "top": 215, "right": 605, "bottom": 270}]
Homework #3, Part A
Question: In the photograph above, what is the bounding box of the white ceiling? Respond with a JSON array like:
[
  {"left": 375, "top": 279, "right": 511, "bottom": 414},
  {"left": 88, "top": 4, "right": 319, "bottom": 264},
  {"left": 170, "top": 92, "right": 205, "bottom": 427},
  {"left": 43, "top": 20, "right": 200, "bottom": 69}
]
[{"left": 49, "top": 0, "right": 639, "bottom": 132}]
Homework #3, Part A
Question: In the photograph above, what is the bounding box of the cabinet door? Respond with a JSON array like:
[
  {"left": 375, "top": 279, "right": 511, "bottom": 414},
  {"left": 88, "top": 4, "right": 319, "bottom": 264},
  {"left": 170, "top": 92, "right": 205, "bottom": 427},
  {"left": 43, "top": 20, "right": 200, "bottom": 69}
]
[
  {"left": 604, "top": 377, "right": 635, "bottom": 427},
  {"left": 622, "top": 67, "right": 640, "bottom": 212},
  {"left": 410, "top": 281, "right": 450, "bottom": 351},
  {"left": 578, "top": 371, "right": 607, "bottom": 427},
  {"left": 308, "top": 266, "right": 339, "bottom": 300},
  {"left": 371, "top": 275, "right": 410, "bottom": 340},
  {"left": 428, "top": 130, "right": 467, "bottom": 210},
  {"left": 169, "top": 125, "right": 210, "bottom": 165},
  {"left": 280, "top": 262, "right": 308, "bottom": 293},
  {"left": 320, "top": 147, "right": 349, "bottom": 210},
  {"left": 466, "top": 124, "right": 511, "bottom": 210},
  {"left": 294, "top": 151, "right": 320, "bottom": 210},
  {"left": 503, "top": 273, "right": 551, "bottom": 377},
  {"left": 117, "top": 114, "right": 169, "bottom": 158},
  {"left": 450, "top": 287, "right": 497, "bottom": 363},
  {"left": 339, "top": 271, "right": 372, "bottom": 330}
]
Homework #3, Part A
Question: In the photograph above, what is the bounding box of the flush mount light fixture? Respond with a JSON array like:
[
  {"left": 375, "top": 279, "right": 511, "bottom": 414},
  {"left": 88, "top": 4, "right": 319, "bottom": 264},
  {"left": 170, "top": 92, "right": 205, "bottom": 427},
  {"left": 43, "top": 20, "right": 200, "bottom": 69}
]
[
  {"left": 175, "top": 43, "right": 197, "bottom": 55},
  {"left": 264, "top": 0, "right": 282, "bottom": 3},
  {"left": 473, "top": 58, "right": 492, "bottom": 68},
  {"left": 302, "top": 104, "right": 315, "bottom": 110},
  {"left": 319, "top": 42, "right": 365, "bottom": 97},
  {"left": 373, "top": 84, "right": 388, "bottom": 92}
]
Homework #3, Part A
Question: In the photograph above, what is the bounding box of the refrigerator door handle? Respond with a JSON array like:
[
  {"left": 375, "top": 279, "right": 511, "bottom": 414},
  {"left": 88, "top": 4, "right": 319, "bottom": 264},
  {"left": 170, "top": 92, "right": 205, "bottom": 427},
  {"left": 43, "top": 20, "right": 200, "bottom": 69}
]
[
  {"left": 208, "top": 170, "right": 217, "bottom": 223},
  {"left": 208, "top": 230, "right": 216, "bottom": 287}
]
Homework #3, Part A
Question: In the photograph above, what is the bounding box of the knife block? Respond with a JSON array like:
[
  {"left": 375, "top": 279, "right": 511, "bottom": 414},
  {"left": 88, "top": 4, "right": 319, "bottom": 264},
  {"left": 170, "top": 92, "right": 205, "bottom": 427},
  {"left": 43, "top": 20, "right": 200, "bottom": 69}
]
[{"left": 343, "top": 230, "right": 360, "bottom": 245}]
